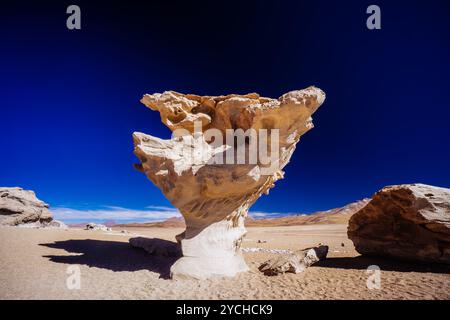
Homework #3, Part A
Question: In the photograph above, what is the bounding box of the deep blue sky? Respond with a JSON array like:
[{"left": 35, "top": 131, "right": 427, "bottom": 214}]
[{"left": 1, "top": 1, "right": 450, "bottom": 220}]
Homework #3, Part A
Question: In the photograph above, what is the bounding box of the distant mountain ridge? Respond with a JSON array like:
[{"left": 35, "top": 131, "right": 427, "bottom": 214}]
[
  {"left": 246, "top": 198, "right": 370, "bottom": 227},
  {"left": 68, "top": 219, "right": 117, "bottom": 228},
  {"left": 113, "top": 198, "right": 371, "bottom": 228},
  {"left": 115, "top": 216, "right": 185, "bottom": 228}
]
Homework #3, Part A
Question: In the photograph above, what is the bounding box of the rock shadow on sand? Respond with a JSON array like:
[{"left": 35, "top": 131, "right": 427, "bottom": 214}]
[
  {"left": 315, "top": 256, "right": 450, "bottom": 274},
  {"left": 40, "top": 238, "right": 181, "bottom": 279}
]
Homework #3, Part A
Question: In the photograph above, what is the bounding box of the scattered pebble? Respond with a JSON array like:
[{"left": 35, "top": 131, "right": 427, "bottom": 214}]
[{"left": 242, "top": 247, "right": 292, "bottom": 254}]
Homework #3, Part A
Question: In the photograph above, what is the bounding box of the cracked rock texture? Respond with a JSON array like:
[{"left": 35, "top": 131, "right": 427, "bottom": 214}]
[
  {"left": 132, "top": 87, "right": 325, "bottom": 279},
  {"left": 0, "top": 187, "right": 53, "bottom": 226},
  {"left": 348, "top": 184, "right": 450, "bottom": 264},
  {"left": 259, "top": 245, "right": 329, "bottom": 276}
]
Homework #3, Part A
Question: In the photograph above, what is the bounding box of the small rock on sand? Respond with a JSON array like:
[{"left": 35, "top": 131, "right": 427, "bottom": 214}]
[{"left": 259, "top": 245, "right": 329, "bottom": 276}]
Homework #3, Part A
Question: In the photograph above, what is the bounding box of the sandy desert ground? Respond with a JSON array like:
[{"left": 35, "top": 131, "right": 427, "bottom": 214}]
[{"left": 1, "top": 224, "right": 449, "bottom": 300}]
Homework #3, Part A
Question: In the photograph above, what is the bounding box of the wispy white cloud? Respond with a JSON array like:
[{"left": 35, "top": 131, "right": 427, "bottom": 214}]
[
  {"left": 248, "top": 211, "right": 271, "bottom": 218},
  {"left": 50, "top": 204, "right": 297, "bottom": 224},
  {"left": 145, "top": 205, "right": 178, "bottom": 211},
  {"left": 51, "top": 205, "right": 181, "bottom": 223},
  {"left": 248, "top": 210, "right": 302, "bottom": 219}
]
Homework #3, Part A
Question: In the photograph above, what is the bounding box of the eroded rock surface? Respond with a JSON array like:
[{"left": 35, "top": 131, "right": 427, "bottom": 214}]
[
  {"left": 85, "top": 223, "right": 111, "bottom": 231},
  {"left": 258, "top": 245, "right": 329, "bottom": 275},
  {"left": 348, "top": 184, "right": 450, "bottom": 264},
  {"left": 0, "top": 187, "right": 53, "bottom": 226},
  {"left": 47, "top": 220, "right": 68, "bottom": 229},
  {"left": 132, "top": 87, "right": 325, "bottom": 279}
]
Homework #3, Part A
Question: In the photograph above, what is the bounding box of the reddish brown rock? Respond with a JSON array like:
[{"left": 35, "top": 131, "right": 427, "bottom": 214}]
[{"left": 348, "top": 184, "right": 450, "bottom": 264}]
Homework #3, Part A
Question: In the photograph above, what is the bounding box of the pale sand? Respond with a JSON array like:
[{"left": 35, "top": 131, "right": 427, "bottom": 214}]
[{"left": 1, "top": 225, "right": 449, "bottom": 300}]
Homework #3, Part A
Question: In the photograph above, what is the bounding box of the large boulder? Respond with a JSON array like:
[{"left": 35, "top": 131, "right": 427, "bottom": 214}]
[
  {"left": 132, "top": 87, "right": 325, "bottom": 279},
  {"left": 348, "top": 184, "right": 450, "bottom": 264},
  {"left": 0, "top": 187, "right": 53, "bottom": 226}
]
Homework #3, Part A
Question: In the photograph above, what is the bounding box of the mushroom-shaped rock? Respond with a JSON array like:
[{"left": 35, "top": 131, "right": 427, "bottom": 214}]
[{"left": 132, "top": 87, "right": 325, "bottom": 279}]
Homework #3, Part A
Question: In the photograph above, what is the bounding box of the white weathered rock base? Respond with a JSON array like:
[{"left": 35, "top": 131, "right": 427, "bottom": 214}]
[{"left": 170, "top": 220, "right": 249, "bottom": 279}]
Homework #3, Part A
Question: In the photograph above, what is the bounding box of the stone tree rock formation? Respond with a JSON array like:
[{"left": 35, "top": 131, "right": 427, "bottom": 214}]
[
  {"left": 348, "top": 184, "right": 450, "bottom": 264},
  {"left": 0, "top": 187, "right": 53, "bottom": 226},
  {"left": 132, "top": 87, "right": 325, "bottom": 279}
]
